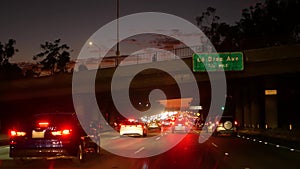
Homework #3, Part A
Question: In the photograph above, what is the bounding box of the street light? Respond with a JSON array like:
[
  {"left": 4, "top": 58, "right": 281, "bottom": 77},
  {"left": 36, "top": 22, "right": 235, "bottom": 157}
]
[
  {"left": 89, "top": 41, "right": 101, "bottom": 54},
  {"left": 88, "top": 41, "right": 102, "bottom": 68},
  {"left": 88, "top": 41, "right": 101, "bottom": 51}
]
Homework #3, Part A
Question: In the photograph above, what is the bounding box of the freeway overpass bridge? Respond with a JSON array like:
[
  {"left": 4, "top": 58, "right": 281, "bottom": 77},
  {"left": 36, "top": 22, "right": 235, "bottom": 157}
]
[{"left": 0, "top": 44, "right": 300, "bottom": 131}]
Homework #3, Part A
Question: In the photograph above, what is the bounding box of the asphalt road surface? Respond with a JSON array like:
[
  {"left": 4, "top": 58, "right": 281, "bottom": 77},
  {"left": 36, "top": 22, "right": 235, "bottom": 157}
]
[{"left": 0, "top": 129, "right": 300, "bottom": 169}]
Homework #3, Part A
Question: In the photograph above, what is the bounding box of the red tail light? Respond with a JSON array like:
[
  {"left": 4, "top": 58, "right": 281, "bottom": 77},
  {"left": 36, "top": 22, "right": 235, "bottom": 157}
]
[
  {"left": 38, "top": 121, "right": 49, "bottom": 128},
  {"left": 62, "top": 129, "right": 71, "bottom": 135},
  {"left": 51, "top": 129, "right": 72, "bottom": 136},
  {"left": 234, "top": 121, "right": 238, "bottom": 125},
  {"left": 10, "top": 130, "right": 17, "bottom": 137},
  {"left": 9, "top": 130, "right": 26, "bottom": 137}
]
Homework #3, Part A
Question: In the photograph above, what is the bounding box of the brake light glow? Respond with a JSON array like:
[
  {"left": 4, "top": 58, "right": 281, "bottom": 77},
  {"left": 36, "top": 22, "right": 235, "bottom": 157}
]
[
  {"left": 234, "top": 121, "right": 238, "bottom": 125},
  {"left": 38, "top": 122, "right": 49, "bottom": 128},
  {"left": 62, "top": 129, "right": 71, "bottom": 135},
  {"left": 10, "top": 130, "right": 26, "bottom": 137},
  {"left": 51, "top": 129, "right": 71, "bottom": 136},
  {"left": 128, "top": 119, "right": 135, "bottom": 122},
  {"left": 10, "top": 130, "right": 17, "bottom": 137}
]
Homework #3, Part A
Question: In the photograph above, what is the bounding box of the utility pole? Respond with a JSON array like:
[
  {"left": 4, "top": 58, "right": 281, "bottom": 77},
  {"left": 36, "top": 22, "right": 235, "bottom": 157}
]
[{"left": 115, "top": 0, "right": 120, "bottom": 66}]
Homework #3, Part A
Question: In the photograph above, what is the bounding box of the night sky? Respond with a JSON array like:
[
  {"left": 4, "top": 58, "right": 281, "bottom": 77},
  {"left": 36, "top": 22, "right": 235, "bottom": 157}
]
[{"left": 0, "top": 0, "right": 262, "bottom": 62}]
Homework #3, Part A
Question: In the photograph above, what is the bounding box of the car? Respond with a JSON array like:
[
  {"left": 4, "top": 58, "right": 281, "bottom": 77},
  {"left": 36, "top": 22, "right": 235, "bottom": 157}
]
[
  {"left": 206, "top": 115, "right": 238, "bottom": 136},
  {"left": 171, "top": 118, "right": 190, "bottom": 133},
  {"left": 194, "top": 117, "right": 204, "bottom": 129},
  {"left": 160, "top": 119, "right": 175, "bottom": 132},
  {"left": 161, "top": 119, "right": 174, "bottom": 127},
  {"left": 147, "top": 121, "right": 161, "bottom": 131},
  {"left": 119, "top": 119, "right": 148, "bottom": 137},
  {"left": 9, "top": 112, "right": 101, "bottom": 163}
]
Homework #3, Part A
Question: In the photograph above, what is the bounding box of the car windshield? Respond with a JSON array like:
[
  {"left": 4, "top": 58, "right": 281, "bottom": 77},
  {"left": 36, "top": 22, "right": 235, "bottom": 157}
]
[
  {"left": 1, "top": 1, "right": 299, "bottom": 168},
  {"left": 121, "top": 120, "right": 143, "bottom": 125},
  {"left": 218, "top": 116, "right": 234, "bottom": 122}
]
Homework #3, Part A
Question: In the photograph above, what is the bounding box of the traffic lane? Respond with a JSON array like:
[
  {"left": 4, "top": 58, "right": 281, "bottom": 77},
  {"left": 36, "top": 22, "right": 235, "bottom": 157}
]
[
  {"left": 100, "top": 129, "right": 211, "bottom": 159},
  {"left": 0, "top": 145, "right": 10, "bottom": 160},
  {"left": 93, "top": 131, "right": 228, "bottom": 169},
  {"left": 207, "top": 135, "right": 300, "bottom": 169},
  {"left": 0, "top": 132, "right": 227, "bottom": 169}
]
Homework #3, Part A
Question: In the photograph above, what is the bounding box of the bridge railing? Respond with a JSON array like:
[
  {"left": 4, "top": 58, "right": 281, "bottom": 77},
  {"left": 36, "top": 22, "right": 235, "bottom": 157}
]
[{"left": 99, "top": 46, "right": 202, "bottom": 68}]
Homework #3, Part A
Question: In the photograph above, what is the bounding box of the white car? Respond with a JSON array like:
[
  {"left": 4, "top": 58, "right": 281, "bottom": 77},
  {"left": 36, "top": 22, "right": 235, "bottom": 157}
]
[
  {"left": 171, "top": 118, "right": 190, "bottom": 133},
  {"left": 205, "top": 116, "right": 238, "bottom": 136},
  {"left": 119, "top": 119, "right": 148, "bottom": 137}
]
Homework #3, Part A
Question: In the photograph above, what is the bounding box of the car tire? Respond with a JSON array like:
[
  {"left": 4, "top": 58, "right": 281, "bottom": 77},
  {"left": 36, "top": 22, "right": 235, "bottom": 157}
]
[
  {"left": 212, "top": 132, "right": 218, "bottom": 136},
  {"left": 73, "top": 144, "right": 85, "bottom": 165},
  {"left": 95, "top": 139, "right": 101, "bottom": 157}
]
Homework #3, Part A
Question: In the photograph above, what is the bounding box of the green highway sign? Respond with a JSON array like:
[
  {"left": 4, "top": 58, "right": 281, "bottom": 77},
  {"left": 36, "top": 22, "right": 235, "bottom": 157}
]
[{"left": 193, "top": 52, "right": 244, "bottom": 72}]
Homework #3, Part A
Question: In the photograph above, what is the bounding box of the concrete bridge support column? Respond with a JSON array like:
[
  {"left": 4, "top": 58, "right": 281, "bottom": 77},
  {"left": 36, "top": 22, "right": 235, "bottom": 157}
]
[
  {"left": 243, "top": 87, "right": 251, "bottom": 128},
  {"left": 265, "top": 95, "right": 278, "bottom": 129},
  {"left": 250, "top": 95, "right": 261, "bottom": 128},
  {"left": 234, "top": 90, "right": 244, "bottom": 127},
  {"left": 264, "top": 77, "right": 278, "bottom": 129},
  {"left": 250, "top": 81, "right": 261, "bottom": 128}
]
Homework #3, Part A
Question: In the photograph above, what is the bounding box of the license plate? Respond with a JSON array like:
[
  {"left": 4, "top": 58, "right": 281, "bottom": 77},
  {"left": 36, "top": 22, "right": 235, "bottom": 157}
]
[
  {"left": 32, "top": 130, "right": 45, "bottom": 138},
  {"left": 178, "top": 124, "right": 182, "bottom": 126}
]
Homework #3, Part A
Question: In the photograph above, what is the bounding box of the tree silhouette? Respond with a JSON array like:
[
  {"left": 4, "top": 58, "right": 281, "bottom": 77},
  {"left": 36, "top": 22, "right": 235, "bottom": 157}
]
[
  {"left": 237, "top": 0, "right": 300, "bottom": 49},
  {"left": 196, "top": 7, "right": 239, "bottom": 51},
  {"left": 0, "top": 39, "right": 23, "bottom": 80},
  {"left": 197, "top": 1, "right": 300, "bottom": 51},
  {"left": 33, "top": 39, "right": 71, "bottom": 75},
  {"left": 0, "top": 39, "right": 19, "bottom": 66},
  {"left": 196, "top": 7, "right": 223, "bottom": 46}
]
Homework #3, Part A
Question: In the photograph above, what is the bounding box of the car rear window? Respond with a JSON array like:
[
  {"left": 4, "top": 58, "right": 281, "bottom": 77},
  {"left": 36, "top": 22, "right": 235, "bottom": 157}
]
[
  {"left": 33, "top": 113, "right": 77, "bottom": 125},
  {"left": 219, "top": 116, "right": 234, "bottom": 122}
]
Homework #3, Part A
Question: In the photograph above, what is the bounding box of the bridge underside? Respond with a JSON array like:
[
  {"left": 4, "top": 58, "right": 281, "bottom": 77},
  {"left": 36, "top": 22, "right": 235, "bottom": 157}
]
[{"left": 1, "top": 45, "right": 300, "bottom": 131}]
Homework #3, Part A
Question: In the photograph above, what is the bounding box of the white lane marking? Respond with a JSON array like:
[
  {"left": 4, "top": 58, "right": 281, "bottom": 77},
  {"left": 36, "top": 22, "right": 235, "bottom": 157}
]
[
  {"left": 238, "top": 135, "right": 300, "bottom": 153},
  {"left": 134, "top": 147, "right": 145, "bottom": 154},
  {"left": 211, "top": 142, "right": 218, "bottom": 148},
  {"left": 155, "top": 137, "right": 160, "bottom": 141}
]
